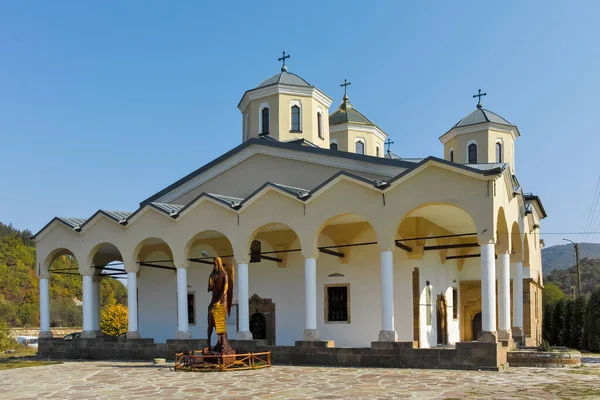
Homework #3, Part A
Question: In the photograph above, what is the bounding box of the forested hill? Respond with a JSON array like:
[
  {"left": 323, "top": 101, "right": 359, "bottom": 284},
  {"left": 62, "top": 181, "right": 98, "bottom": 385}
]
[
  {"left": 542, "top": 243, "right": 600, "bottom": 275},
  {"left": 0, "top": 222, "right": 126, "bottom": 327},
  {"left": 545, "top": 258, "right": 600, "bottom": 295}
]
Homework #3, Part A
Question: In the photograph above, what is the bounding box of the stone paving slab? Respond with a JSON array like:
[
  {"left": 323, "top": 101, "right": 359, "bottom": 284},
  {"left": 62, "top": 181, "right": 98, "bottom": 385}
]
[{"left": 0, "top": 358, "right": 599, "bottom": 399}]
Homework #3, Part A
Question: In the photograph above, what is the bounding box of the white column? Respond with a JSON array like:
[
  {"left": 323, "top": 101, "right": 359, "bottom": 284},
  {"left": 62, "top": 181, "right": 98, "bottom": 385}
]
[
  {"left": 512, "top": 261, "right": 524, "bottom": 342},
  {"left": 81, "top": 274, "right": 96, "bottom": 338},
  {"left": 497, "top": 253, "right": 511, "bottom": 340},
  {"left": 236, "top": 263, "right": 252, "bottom": 340},
  {"left": 176, "top": 267, "right": 190, "bottom": 339},
  {"left": 303, "top": 257, "right": 319, "bottom": 341},
  {"left": 39, "top": 278, "right": 52, "bottom": 338},
  {"left": 91, "top": 277, "right": 101, "bottom": 332},
  {"left": 127, "top": 271, "right": 140, "bottom": 339},
  {"left": 480, "top": 243, "right": 496, "bottom": 341},
  {"left": 379, "top": 250, "right": 397, "bottom": 341}
]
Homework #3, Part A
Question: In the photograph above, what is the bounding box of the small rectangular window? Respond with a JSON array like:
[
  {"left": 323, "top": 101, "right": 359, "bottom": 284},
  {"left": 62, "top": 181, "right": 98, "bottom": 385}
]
[
  {"left": 187, "top": 292, "right": 196, "bottom": 325},
  {"left": 291, "top": 105, "right": 300, "bottom": 132},
  {"left": 452, "top": 288, "right": 458, "bottom": 320},
  {"left": 326, "top": 285, "right": 349, "bottom": 322},
  {"left": 317, "top": 112, "right": 323, "bottom": 139}
]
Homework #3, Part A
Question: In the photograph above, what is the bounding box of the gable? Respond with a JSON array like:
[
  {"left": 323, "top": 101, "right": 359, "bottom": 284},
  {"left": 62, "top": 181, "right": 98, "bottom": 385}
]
[{"left": 163, "top": 153, "right": 394, "bottom": 206}]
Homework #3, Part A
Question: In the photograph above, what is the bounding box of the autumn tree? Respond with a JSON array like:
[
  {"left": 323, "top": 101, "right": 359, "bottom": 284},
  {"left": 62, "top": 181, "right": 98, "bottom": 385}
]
[{"left": 100, "top": 302, "right": 128, "bottom": 337}]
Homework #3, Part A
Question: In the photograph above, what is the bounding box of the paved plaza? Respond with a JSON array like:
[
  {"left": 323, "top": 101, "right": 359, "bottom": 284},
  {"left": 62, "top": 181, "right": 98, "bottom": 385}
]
[{"left": 1, "top": 357, "right": 600, "bottom": 399}]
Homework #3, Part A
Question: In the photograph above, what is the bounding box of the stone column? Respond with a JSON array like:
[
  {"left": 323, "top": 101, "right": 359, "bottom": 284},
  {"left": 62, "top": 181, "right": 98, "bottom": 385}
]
[
  {"left": 39, "top": 277, "right": 52, "bottom": 338},
  {"left": 379, "top": 250, "right": 398, "bottom": 342},
  {"left": 236, "top": 263, "right": 252, "bottom": 340},
  {"left": 511, "top": 261, "right": 524, "bottom": 344},
  {"left": 497, "top": 252, "right": 511, "bottom": 341},
  {"left": 480, "top": 243, "right": 497, "bottom": 342},
  {"left": 92, "top": 275, "right": 101, "bottom": 334},
  {"left": 176, "top": 267, "right": 191, "bottom": 339},
  {"left": 81, "top": 274, "right": 96, "bottom": 338},
  {"left": 126, "top": 271, "right": 140, "bottom": 339},
  {"left": 303, "top": 257, "right": 319, "bottom": 341}
]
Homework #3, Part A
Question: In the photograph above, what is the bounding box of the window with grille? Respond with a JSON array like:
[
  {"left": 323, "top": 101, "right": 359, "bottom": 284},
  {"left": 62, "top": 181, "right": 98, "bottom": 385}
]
[
  {"left": 326, "top": 285, "right": 349, "bottom": 322},
  {"left": 468, "top": 143, "right": 477, "bottom": 164},
  {"left": 261, "top": 107, "right": 269, "bottom": 134},
  {"left": 291, "top": 105, "right": 300, "bottom": 132},
  {"left": 187, "top": 292, "right": 196, "bottom": 325},
  {"left": 452, "top": 288, "right": 458, "bottom": 320}
]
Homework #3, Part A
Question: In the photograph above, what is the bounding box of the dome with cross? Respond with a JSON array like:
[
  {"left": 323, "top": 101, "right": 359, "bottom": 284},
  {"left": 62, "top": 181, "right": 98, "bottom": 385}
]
[
  {"left": 255, "top": 71, "right": 312, "bottom": 89},
  {"left": 453, "top": 108, "right": 512, "bottom": 128}
]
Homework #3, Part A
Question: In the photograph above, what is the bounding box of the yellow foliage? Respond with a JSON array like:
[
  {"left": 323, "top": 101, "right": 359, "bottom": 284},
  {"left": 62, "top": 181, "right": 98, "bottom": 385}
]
[{"left": 100, "top": 303, "right": 128, "bottom": 337}]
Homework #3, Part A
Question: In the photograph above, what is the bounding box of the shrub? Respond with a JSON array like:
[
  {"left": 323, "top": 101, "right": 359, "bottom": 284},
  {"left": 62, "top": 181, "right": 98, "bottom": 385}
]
[
  {"left": 562, "top": 299, "right": 574, "bottom": 347},
  {"left": 100, "top": 303, "right": 128, "bottom": 337},
  {"left": 587, "top": 286, "right": 600, "bottom": 352},
  {"left": 570, "top": 295, "right": 588, "bottom": 350},
  {"left": 551, "top": 298, "right": 566, "bottom": 346},
  {"left": 0, "top": 319, "right": 17, "bottom": 350},
  {"left": 542, "top": 301, "right": 554, "bottom": 343}
]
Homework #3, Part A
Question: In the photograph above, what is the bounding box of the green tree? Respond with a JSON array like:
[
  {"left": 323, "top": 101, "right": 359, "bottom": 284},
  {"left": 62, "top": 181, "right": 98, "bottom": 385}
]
[
  {"left": 570, "top": 295, "right": 588, "bottom": 350},
  {"left": 0, "top": 319, "right": 17, "bottom": 350},
  {"left": 587, "top": 286, "right": 600, "bottom": 352},
  {"left": 543, "top": 282, "right": 565, "bottom": 305},
  {"left": 551, "top": 298, "right": 566, "bottom": 346},
  {"left": 543, "top": 301, "right": 554, "bottom": 343},
  {"left": 562, "top": 299, "right": 574, "bottom": 347}
]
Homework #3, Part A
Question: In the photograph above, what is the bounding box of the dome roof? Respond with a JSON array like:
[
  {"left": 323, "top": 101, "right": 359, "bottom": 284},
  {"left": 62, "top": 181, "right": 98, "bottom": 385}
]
[
  {"left": 454, "top": 108, "right": 512, "bottom": 128},
  {"left": 256, "top": 71, "right": 312, "bottom": 89},
  {"left": 329, "top": 97, "right": 375, "bottom": 126}
]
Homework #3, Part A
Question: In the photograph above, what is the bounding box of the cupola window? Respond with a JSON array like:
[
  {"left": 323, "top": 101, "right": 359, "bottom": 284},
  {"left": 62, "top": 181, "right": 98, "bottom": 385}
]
[
  {"left": 317, "top": 112, "right": 323, "bottom": 139},
  {"left": 449, "top": 149, "right": 454, "bottom": 162},
  {"left": 261, "top": 107, "right": 270, "bottom": 134},
  {"left": 468, "top": 143, "right": 477, "bottom": 164},
  {"left": 355, "top": 141, "right": 365, "bottom": 155},
  {"left": 291, "top": 105, "right": 301, "bottom": 132},
  {"left": 496, "top": 142, "right": 502, "bottom": 163},
  {"left": 330, "top": 142, "right": 338, "bottom": 150}
]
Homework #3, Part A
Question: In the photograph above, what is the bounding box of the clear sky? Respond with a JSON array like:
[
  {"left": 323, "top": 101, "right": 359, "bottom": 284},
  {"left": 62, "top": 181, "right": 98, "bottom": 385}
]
[{"left": 1, "top": 1, "right": 599, "bottom": 248}]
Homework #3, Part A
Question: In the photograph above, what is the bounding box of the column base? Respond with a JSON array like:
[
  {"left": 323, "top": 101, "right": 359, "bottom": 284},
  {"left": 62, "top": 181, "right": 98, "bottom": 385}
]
[
  {"left": 176, "top": 330, "right": 192, "bottom": 340},
  {"left": 477, "top": 331, "right": 497, "bottom": 343},
  {"left": 378, "top": 330, "right": 398, "bottom": 342},
  {"left": 81, "top": 330, "right": 97, "bottom": 339},
  {"left": 303, "top": 329, "right": 320, "bottom": 341},
  {"left": 512, "top": 327, "right": 524, "bottom": 346},
  {"left": 498, "top": 329, "right": 512, "bottom": 341},
  {"left": 236, "top": 331, "right": 253, "bottom": 340},
  {"left": 126, "top": 331, "right": 141, "bottom": 340},
  {"left": 39, "top": 330, "right": 53, "bottom": 339}
]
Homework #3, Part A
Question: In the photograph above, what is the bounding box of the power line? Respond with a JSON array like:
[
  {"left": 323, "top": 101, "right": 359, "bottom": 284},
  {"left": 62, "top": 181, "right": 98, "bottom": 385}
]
[{"left": 584, "top": 175, "right": 600, "bottom": 242}]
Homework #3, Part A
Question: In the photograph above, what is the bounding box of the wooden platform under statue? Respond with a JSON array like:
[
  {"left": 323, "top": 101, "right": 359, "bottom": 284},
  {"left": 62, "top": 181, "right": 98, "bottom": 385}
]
[{"left": 174, "top": 349, "right": 271, "bottom": 372}]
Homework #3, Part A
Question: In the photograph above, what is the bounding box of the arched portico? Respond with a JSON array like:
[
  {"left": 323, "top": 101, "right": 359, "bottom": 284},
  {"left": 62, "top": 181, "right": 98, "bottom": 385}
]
[
  {"left": 39, "top": 248, "right": 81, "bottom": 339},
  {"left": 131, "top": 237, "right": 179, "bottom": 341},
  {"left": 394, "top": 203, "right": 478, "bottom": 347},
  {"left": 81, "top": 242, "right": 126, "bottom": 338},
  {"left": 510, "top": 222, "right": 525, "bottom": 344}
]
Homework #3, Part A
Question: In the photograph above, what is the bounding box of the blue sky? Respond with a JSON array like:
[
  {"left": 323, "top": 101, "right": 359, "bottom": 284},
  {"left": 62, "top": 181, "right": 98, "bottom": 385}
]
[{"left": 1, "top": 1, "right": 599, "bottom": 248}]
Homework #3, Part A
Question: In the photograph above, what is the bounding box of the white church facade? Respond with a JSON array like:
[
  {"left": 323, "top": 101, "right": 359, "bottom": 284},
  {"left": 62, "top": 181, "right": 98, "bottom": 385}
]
[{"left": 34, "top": 57, "right": 546, "bottom": 352}]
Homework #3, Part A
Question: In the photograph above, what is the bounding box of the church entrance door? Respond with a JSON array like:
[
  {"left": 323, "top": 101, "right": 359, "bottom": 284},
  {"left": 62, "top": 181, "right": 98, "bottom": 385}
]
[
  {"left": 248, "top": 294, "right": 276, "bottom": 345},
  {"left": 436, "top": 295, "right": 448, "bottom": 346}
]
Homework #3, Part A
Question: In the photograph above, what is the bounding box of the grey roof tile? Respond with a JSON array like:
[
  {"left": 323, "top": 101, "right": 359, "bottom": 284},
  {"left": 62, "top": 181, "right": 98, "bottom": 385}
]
[
  {"left": 57, "top": 217, "right": 86, "bottom": 229},
  {"left": 454, "top": 108, "right": 512, "bottom": 128},
  {"left": 101, "top": 210, "right": 132, "bottom": 222},
  {"left": 150, "top": 202, "right": 184, "bottom": 215},
  {"left": 256, "top": 71, "right": 312, "bottom": 89}
]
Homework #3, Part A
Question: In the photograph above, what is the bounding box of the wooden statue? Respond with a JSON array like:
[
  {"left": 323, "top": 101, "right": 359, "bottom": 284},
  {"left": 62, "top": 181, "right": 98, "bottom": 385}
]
[{"left": 206, "top": 256, "right": 234, "bottom": 354}]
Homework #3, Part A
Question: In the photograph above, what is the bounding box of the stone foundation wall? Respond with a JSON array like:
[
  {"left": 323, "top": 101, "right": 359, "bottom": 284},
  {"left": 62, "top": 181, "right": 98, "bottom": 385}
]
[
  {"left": 508, "top": 350, "right": 581, "bottom": 368},
  {"left": 38, "top": 338, "right": 508, "bottom": 371}
]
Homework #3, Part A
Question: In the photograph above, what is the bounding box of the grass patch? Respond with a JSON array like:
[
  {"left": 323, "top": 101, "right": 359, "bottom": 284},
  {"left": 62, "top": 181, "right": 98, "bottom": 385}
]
[
  {"left": 0, "top": 359, "right": 61, "bottom": 371},
  {"left": 0, "top": 347, "right": 37, "bottom": 359}
]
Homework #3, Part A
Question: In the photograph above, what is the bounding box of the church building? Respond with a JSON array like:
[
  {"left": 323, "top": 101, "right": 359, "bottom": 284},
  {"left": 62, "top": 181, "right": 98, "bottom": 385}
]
[{"left": 34, "top": 55, "right": 546, "bottom": 357}]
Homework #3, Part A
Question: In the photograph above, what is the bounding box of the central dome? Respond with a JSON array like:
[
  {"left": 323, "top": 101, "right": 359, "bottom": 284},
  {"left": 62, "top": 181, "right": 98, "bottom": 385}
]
[
  {"left": 255, "top": 71, "right": 312, "bottom": 89},
  {"left": 454, "top": 108, "right": 512, "bottom": 128}
]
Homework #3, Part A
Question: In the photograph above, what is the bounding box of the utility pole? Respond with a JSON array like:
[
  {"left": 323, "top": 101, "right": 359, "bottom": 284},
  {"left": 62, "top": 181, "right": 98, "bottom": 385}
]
[{"left": 563, "top": 238, "right": 582, "bottom": 296}]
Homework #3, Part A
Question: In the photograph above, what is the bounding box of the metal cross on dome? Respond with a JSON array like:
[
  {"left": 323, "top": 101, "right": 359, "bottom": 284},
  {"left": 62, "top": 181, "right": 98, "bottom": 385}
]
[
  {"left": 340, "top": 79, "right": 352, "bottom": 97},
  {"left": 473, "top": 89, "right": 487, "bottom": 109},
  {"left": 278, "top": 51, "right": 290, "bottom": 71},
  {"left": 385, "top": 138, "right": 394, "bottom": 154}
]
